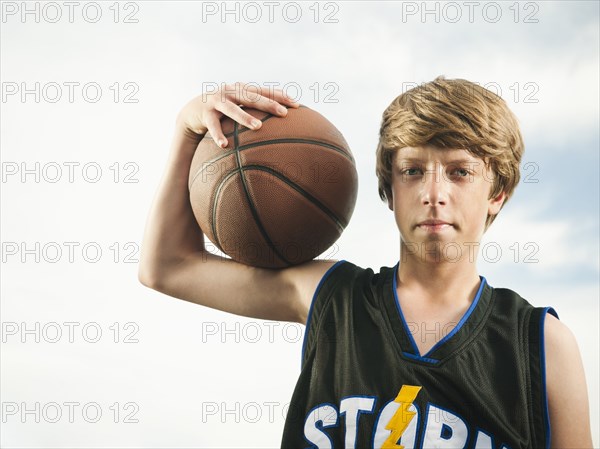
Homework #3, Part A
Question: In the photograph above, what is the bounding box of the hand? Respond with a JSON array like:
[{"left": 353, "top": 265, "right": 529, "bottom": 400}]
[{"left": 176, "top": 82, "right": 300, "bottom": 147}]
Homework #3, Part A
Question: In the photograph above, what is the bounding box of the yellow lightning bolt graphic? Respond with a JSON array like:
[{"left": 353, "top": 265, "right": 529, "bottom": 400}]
[{"left": 382, "top": 385, "right": 422, "bottom": 449}]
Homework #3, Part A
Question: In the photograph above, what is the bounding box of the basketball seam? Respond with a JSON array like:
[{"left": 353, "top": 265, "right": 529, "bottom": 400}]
[
  {"left": 239, "top": 138, "right": 354, "bottom": 163},
  {"left": 240, "top": 165, "right": 347, "bottom": 232},
  {"left": 189, "top": 139, "right": 354, "bottom": 191},
  {"left": 234, "top": 122, "right": 292, "bottom": 266},
  {"left": 210, "top": 169, "right": 228, "bottom": 255},
  {"left": 210, "top": 166, "right": 346, "bottom": 265},
  {"left": 212, "top": 121, "right": 291, "bottom": 266}
]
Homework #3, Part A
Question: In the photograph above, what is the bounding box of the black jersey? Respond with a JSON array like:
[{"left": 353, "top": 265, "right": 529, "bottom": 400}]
[{"left": 280, "top": 260, "right": 557, "bottom": 449}]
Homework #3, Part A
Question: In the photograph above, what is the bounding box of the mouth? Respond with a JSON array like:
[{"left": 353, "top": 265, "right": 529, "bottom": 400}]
[{"left": 417, "top": 220, "right": 453, "bottom": 232}]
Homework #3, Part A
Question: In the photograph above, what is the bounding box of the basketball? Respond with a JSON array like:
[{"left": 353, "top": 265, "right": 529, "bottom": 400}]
[{"left": 188, "top": 105, "right": 358, "bottom": 268}]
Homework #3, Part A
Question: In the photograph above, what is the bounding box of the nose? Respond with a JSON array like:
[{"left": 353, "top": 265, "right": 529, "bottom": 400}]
[{"left": 421, "top": 163, "right": 448, "bottom": 206}]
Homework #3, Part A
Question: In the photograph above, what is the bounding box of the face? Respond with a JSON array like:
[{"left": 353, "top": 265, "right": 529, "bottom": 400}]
[{"left": 388, "top": 145, "right": 506, "bottom": 263}]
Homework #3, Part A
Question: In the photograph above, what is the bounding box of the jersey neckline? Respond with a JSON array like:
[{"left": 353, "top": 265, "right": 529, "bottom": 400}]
[{"left": 381, "top": 261, "right": 494, "bottom": 365}]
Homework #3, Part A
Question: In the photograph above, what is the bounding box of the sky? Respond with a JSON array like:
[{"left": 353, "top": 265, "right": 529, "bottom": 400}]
[{"left": 1, "top": 1, "right": 599, "bottom": 447}]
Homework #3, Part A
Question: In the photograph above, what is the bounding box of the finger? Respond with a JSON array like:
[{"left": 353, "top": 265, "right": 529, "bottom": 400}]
[
  {"left": 215, "top": 99, "right": 264, "bottom": 131},
  {"left": 243, "top": 84, "right": 300, "bottom": 108},
  {"left": 259, "top": 88, "right": 300, "bottom": 110},
  {"left": 204, "top": 112, "right": 228, "bottom": 148},
  {"left": 226, "top": 82, "right": 299, "bottom": 111},
  {"left": 270, "top": 88, "right": 300, "bottom": 108},
  {"left": 212, "top": 100, "right": 264, "bottom": 139},
  {"left": 227, "top": 88, "right": 296, "bottom": 118}
]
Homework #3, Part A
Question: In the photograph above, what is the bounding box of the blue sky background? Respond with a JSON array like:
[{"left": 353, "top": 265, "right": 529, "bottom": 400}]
[{"left": 2, "top": 1, "right": 598, "bottom": 446}]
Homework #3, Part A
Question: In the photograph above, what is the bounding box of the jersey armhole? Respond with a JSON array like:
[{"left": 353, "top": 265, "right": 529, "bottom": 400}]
[{"left": 300, "top": 259, "right": 348, "bottom": 369}]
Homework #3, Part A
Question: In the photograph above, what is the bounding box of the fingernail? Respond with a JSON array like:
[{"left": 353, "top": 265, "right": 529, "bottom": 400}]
[
  {"left": 219, "top": 138, "right": 227, "bottom": 147},
  {"left": 251, "top": 119, "right": 261, "bottom": 128},
  {"left": 277, "top": 105, "right": 287, "bottom": 115}
]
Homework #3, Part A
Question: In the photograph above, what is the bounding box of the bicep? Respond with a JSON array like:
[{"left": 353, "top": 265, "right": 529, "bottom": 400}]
[
  {"left": 544, "top": 314, "right": 593, "bottom": 448},
  {"left": 145, "top": 250, "right": 337, "bottom": 324}
]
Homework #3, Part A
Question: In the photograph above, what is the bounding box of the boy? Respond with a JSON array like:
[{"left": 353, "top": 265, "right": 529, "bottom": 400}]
[{"left": 138, "top": 77, "right": 592, "bottom": 448}]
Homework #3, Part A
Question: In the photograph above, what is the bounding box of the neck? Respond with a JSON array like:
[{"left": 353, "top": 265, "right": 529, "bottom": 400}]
[{"left": 397, "top": 242, "right": 482, "bottom": 306}]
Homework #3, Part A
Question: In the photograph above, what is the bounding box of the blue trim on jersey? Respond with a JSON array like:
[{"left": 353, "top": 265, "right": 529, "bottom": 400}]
[
  {"left": 392, "top": 261, "right": 487, "bottom": 361},
  {"left": 402, "top": 351, "right": 439, "bottom": 364},
  {"left": 392, "top": 262, "right": 421, "bottom": 356},
  {"left": 423, "top": 275, "right": 487, "bottom": 358},
  {"left": 540, "top": 306, "right": 558, "bottom": 449},
  {"left": 300, "top": 259, "right": 348, "bottom": 369}
]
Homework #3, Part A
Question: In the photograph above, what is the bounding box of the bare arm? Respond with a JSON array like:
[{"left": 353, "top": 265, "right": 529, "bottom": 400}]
[
  {"left": 138, "top": 83, "right": 337, "bottom": 324},
  {"left": 545, "top": 314, "right": 593, "bottom": 448}
]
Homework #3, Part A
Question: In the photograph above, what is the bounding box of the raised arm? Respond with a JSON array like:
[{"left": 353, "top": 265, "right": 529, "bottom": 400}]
[{"left": 137, "top": 83, "right": 338, "bottom": 324}]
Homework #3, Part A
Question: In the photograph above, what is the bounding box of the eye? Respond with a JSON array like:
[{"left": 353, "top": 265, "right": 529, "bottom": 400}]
[
  {"left": 401, "top": 167, "right": 422, "bottom": 176},
  {"left": 451, "top": 167, "right": 470, "bottom": 177}
]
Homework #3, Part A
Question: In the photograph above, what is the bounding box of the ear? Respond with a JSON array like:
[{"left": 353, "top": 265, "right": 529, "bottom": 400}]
[{"left": 488, "top": 191, "right": 506, "bottom": 216}]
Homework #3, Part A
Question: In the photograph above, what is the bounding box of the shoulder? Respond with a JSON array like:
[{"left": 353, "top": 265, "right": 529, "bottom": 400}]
[
  {"left": 303, "top": 259, "right": 387, "bottom": 294},
  {"left": 298, "top": 259, "right": 392, "bottom": 325},
  {"left": 300, "top": 260, "right": 394, "bottom": 360},
  {"left": 305, "top": 259, "right": 376, "bottom": 305},
  {"left": 486, "top": 284, "right": 541, "bottom": 324},
  {"left": 543, "top": 313, "right": 583, "bottom": 385},
  {"left": 290, "top": 259, "right": 368, "bottom": 325},
  {"left": 542, "top": 312, "right": 581, "bottom": 390},
  {"left": 543, "top": 313, "right": 593, "bottom": 446},
  {"left": 312, "top": 260, "right": 393, "bottom": 300},
  {"left": 543, "top": 312, "right": 574, "bottom": 348}
]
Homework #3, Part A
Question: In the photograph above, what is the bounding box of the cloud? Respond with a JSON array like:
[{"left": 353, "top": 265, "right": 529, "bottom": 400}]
[{"left": 482, "top": 202, "right": 599, "bottom": 275}]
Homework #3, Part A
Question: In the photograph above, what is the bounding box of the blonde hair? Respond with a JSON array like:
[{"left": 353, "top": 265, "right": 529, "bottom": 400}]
[{"left": 375, "top": 75, "right": 524, "bottom": 231}]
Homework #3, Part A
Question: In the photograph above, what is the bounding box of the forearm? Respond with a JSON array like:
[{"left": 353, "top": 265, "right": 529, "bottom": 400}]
[{"left": 138, "top": 126, "right": 206, "bottom": 282}]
